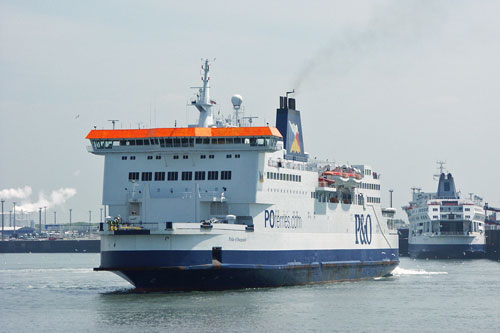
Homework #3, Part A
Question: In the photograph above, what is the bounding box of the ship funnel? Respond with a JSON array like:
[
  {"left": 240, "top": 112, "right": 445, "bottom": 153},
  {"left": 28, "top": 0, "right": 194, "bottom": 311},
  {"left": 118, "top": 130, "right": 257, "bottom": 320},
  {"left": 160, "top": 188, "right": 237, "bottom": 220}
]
[
  {"left": 276, "top": 93, "right": 306, "bottom": 161},
  {"left": 436, "top": 173, "right": 458, "bottom": 199}
]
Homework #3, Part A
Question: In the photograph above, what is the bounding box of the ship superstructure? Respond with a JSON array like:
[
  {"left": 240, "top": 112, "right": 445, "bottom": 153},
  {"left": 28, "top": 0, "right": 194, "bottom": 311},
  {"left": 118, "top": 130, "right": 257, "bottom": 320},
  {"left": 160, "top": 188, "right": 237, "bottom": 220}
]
[
  {"left": 88, "top": 61, "right": 399, "bottom": 290},
  {"left": 403, "top": 165, "right": 486, "bottom": 259}
]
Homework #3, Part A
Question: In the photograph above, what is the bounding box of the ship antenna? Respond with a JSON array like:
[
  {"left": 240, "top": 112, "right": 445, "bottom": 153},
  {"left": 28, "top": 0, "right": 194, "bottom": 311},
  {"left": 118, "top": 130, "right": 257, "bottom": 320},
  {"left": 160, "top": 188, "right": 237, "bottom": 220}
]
[
  {"left": 411, "top": 187, "right": 421, "bottom": 194},
  {"left": 433, "top": 160, "right": 446, "bottom": 180},
  {"left": 108, "top": 120, "right": 119, "bottom": 130},
  {"left": 437, "top": 161, "right": 446, "bottom": 174}
]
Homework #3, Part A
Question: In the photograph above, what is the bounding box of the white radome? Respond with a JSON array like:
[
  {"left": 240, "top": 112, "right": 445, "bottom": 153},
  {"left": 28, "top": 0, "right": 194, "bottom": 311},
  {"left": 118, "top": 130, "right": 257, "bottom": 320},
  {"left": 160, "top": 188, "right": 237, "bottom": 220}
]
[{"left": 231, "top": 94, "right": 243, "bottom": 107}]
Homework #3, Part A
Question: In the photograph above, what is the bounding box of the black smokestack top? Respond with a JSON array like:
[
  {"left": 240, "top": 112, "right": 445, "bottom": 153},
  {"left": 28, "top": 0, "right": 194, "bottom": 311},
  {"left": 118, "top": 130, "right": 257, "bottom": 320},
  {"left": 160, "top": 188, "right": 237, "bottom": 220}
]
[
  {"left": 278, "top": 97, "right": 296, "bottom": 110},
  {"left": 280, "top": 96, "right": 287, "bottom": 109}
]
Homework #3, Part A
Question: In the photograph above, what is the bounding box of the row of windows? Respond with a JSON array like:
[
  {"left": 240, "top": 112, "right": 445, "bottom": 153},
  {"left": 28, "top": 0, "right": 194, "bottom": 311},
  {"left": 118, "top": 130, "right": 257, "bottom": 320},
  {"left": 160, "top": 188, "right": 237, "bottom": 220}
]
[
  {"left": 367, "top": 197, "right": 380, "bottom": 203},
  {"left": 129, "top": 171, "right": 232, "bottom": 182},
  {"left": 267, "top": 188, "right": 309, "bottom": 195},
  {"left": 122, "top": 154, "right": 241, "bottom": 161},
  {"left": 361, "top": 183, "right": 380, "bottom": 191},
  {"left": 266, "top": 172, "right": 302, "bottom": 182},
  {"left": 93, "top": 137, "right": 277, "bottom": 149},
  {"left": 431, "top": 207, "right": 469, "bottom": 212}
]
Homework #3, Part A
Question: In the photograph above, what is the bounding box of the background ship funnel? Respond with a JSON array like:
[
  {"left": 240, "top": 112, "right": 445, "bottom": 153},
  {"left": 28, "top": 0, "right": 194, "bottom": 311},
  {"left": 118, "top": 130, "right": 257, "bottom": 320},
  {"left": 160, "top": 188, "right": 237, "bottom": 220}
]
[{"left": 436, "top": 173, "right": 458, "bottom": 199}]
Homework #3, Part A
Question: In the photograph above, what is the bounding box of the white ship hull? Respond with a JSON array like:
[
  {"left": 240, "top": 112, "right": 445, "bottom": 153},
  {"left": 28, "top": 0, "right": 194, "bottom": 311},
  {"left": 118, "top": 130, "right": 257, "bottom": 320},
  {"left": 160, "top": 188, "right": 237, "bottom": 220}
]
[{"left": 97, "top": 212, "right": 399, "bottom": 290}]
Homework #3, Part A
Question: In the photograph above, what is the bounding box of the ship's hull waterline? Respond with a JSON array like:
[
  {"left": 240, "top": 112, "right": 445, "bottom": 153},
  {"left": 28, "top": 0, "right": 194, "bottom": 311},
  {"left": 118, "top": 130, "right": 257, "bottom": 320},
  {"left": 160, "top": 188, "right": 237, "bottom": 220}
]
[
  {"left": 409, "top": 243, "right": 486, "bottom": 259},
  {"left": 96, "top": 249, "right": 398, "bottom": 291}
]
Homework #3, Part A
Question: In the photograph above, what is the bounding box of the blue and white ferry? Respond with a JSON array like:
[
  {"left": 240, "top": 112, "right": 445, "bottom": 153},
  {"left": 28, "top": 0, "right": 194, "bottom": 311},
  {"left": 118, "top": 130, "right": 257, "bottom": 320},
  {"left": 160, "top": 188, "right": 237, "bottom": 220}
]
[
  {"left": 403, "top": 164, "right": 486, "bottom": 259},
  {"left": 88, "top": 60, "right": 399, "bottom": 290}
]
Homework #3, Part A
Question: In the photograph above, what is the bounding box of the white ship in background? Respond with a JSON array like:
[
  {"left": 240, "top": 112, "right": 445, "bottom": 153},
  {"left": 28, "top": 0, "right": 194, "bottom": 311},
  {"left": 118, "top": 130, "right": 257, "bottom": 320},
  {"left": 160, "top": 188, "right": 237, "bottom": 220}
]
[
  {"left": 403, "top": 163, "right": 486, "bottom": 259},
  {"left": 88, "top": 60, "right": 399, "bottom": 290}
]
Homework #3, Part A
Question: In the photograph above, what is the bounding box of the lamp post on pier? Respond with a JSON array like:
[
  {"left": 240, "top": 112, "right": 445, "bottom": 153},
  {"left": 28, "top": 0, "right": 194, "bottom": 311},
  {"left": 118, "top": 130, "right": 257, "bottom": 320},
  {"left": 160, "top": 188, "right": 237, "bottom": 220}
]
[
  {"left": 13, "top": 202, "right": 16, "bottom": 238},
  {"left": 39, "top": 208, "right": 42, "bottom": 235},
  {"left": 1, "top": 199, "right": 4, "bottom": 241}
]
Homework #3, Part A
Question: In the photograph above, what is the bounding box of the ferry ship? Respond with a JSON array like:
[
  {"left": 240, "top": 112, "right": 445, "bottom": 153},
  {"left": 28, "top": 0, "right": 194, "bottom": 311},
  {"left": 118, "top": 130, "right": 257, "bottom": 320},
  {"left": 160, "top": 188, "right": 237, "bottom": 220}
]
[
  {"left": 403, "top": 164, "right": 486, "bottom": 259},
  {"left": 88, "top": 60, "right": 399, "bottom": 290}
]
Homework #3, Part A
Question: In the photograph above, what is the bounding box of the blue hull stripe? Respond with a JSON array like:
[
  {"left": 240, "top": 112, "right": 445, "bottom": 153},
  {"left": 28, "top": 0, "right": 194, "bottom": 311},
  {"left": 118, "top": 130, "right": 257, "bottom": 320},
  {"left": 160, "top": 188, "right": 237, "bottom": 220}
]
[
  {"left": 112, "top": 263, "right": 398, "bottom": 291},
  {"left": 409, "top": 244, "right": 486, "bottom": 259}
]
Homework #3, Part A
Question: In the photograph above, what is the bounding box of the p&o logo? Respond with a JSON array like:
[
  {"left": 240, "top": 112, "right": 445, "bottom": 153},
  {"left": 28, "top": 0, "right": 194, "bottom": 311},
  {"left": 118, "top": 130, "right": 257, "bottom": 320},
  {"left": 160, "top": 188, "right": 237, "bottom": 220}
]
[{"left": 355, "top": 214, "right": 372, "bottom": 245}]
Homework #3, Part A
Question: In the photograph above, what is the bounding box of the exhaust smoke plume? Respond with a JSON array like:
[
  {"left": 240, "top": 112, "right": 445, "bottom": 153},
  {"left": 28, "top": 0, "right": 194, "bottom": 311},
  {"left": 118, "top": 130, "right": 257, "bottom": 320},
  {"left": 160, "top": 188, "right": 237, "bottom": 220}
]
[{"left": 293, "top": 2, "right": 447, "bottom": 93}]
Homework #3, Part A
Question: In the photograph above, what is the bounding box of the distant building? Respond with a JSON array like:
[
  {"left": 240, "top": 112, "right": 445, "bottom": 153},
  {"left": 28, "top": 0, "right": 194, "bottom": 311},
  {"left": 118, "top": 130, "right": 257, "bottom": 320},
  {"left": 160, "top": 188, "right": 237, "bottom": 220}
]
[{"left": 0, "top": 226, "right": 36, "bottom": 237}]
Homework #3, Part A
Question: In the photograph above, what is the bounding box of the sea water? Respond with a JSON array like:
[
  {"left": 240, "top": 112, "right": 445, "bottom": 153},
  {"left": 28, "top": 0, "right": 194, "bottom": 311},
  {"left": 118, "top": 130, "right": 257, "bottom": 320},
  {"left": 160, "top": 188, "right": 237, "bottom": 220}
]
[{"left": 0, "top": 254, "right": 499, "bottom": 332}]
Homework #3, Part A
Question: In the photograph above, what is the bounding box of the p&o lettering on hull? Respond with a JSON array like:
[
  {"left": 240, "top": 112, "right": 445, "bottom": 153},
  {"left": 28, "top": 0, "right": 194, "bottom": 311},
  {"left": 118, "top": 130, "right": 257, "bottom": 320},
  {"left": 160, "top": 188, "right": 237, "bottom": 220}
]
[{"left": 355, "top": 214, "right": 372, "bottom": 245}]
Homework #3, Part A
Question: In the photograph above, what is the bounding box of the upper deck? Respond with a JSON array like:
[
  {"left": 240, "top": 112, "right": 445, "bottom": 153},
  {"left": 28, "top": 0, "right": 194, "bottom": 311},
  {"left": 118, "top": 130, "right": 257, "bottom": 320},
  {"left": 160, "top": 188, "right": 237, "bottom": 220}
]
[{"left": 87, "top": 126, "right": 283, "bottom": 154}]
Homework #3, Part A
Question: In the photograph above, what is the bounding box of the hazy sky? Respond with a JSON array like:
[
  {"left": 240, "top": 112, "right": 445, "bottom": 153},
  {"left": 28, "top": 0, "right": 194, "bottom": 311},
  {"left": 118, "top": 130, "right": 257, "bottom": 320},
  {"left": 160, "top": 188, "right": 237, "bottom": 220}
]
[{"left": 1, "top": 0, "right": 499, "bottom": 222}]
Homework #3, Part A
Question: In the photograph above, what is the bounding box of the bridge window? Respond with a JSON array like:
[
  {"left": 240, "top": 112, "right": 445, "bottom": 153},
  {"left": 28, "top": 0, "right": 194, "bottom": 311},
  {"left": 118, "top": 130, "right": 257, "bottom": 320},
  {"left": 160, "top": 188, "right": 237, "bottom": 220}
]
[
  {"left": 147, "top": 156, "right": 153, "bottom": 160},
  {"left": 208, "top": 171, "right": 218, "bottom": 180},
  {"left": 164, "top": 139, "right": 173, "bottom": 147},
  {"left": 235, "top": 154, "right": 240, "bottom": 158},
  {"left": 226, "top": 154, "right": 232, "bottom": 158},
  {"left": 200, "top": 155, "right": 206, "bottom": 159},
  {"left": 183, "top": 155, "right": 188, "bottom": 159},
  {"left": 173, "top": 155, "right": 179, "bottom": 160},
  {"left": 156, "top": 156, "right": 161, "bottom": 160},
  {"left": 130, "top": 156, "right": 136, "bottom": 160},
  {"left": 141, "top": 172, "right": 152, "bottom": 181},
  {"left": 182, "top": 171, "right": 192, "bottom": 181},
  {"left": 122, "top": 156, "right": 127, "bottom": 160},
  {"left": 209, "top": 155, "right": 214, "bottom": 159},
  {"left": 167, "top": 172, "right": 178, "bottom": 181},
  {"left": 128, "top": 172, "right": 139, "bottom": 181}
]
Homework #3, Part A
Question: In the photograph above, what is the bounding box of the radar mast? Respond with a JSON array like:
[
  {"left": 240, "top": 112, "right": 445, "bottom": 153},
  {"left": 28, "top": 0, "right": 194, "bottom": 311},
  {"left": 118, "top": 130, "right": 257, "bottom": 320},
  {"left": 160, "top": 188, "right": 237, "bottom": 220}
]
[{"left": 193, "top": 59, "right": 215, "bottom": 127}]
